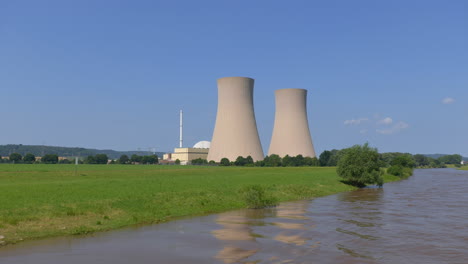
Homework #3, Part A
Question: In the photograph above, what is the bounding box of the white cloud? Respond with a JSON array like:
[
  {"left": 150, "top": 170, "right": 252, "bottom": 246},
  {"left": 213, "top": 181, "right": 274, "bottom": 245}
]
[
  {"left": 344, "top": 118, "right": 368, "bottom": 125},
  {"left": 377, "top": 117, "right": 393, "bottom": 125},
  {"left": 442, "top": 97, "right": 455, "bottom": 104},
  {"left": 376, "top": 121, "right": 409, "bottom": 135}
]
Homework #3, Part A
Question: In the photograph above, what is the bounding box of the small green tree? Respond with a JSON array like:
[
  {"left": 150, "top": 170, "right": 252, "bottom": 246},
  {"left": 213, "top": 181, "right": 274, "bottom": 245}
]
[
  {"left": 264, "top": 154, "right": 282, "bottom": 167},
  {"left": 118, "top": 155, "right": 130, "bottom": 164},
  {"left": 9, "top": 153, "right": 22, "bottom": 163},
  {"left": 95, "top": 154, "right": 108, "bottom": 164},
  {"left": 42, "top": 154, "right": 59, "bottom": 164},
  {"left": 131, "top": 154, "right": 142, "bottom": 163},
  {"left": 175, "top": 159, "right": 181, "bottom": 165},
  {"left": 234, "top": 156, "right": 246, "bottom": 166},
  {"left": 337, "top": 143, "right": 383, "bottom": 187},
  {"left": 220, "top": 158, "right": 230, "bottom": 166},
  {"left": 23, "top": 153, "right": 36, "bottom": 164},
  {"left": 319, "top": 151, "right": 331, "bottom": 166}
]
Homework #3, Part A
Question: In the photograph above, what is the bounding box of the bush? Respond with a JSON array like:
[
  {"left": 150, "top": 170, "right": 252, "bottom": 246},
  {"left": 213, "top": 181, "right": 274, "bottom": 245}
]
[
  {"left": 219, "top": 158, "right": 230, "bottom": 166},
  {"left": 239, "top": 185, "right": 278, "bottom": 209},
  {"left": 42, "top": 154, "right": 59, "bottom": 164},
  {"left": 337, "top": 143, "right": 383, "bottom": 187}
]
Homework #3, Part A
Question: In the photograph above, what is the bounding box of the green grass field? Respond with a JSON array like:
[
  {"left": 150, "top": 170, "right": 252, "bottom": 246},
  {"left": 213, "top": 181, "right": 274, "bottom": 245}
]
[{"left": 0, "top": 164, "right": 399, "bottom": 245}]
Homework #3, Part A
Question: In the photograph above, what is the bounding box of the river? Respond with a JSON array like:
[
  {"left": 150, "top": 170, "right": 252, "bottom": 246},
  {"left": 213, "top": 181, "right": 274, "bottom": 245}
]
[{"left": 1, "top": 168, "right": 467, "bottom": 263}]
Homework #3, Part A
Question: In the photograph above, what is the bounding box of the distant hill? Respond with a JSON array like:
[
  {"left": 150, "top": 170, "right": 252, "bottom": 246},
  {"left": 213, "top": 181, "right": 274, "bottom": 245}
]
[
  {"left": 0, "top": 144, "right": 165, "bottom": 160},
  {"left": 423, "top": 154, "right": 468, "bottom": 160}
]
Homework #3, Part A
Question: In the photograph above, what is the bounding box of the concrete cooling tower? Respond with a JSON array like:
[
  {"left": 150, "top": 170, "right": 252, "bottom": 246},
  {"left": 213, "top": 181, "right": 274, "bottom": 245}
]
[
  {"left": 207, "top": 77, "right": 264, "bottom": 162},
  {"left": 268, "top": 88, "right": 316, "bottom": 158}
]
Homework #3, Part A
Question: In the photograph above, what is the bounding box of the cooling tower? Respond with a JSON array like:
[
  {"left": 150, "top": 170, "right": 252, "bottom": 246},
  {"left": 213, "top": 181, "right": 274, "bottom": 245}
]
[
  {"left": 268, "top": 88, "right": 316, "bottom": 157},
  {"left": 207, "top": 77, "right": 264, "bottom": 162}
]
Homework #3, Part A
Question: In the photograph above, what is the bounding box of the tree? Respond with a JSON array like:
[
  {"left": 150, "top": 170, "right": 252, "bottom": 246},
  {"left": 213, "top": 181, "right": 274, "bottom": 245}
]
[
  {"left": 42, "top": 154, "right": 59, "bottom": 164},
  {"left": 264, "top": 154, "right": 282, "bottom": 167},
  {"left": 175, "top": 159, "right": 181, "bottom": 165},
  {"left": 282, "top": 155, "right": 292, "bottom": 167},
  {"left": 23, "top": 153, "right": 36, "bottom": 164},
  {"left": 245, "top": 156, "right": 254, "bottom": 166},
  {"left": 131, "top": 154, "right": 142, "bottom": 164},
  {"left": 304, "top": 157, "right": 320, "bottom": 166},
  {"left": 59, "top": 159, "right": 72, "bottom": 164},
  {"left": 95, "top": 154, "right": 108, "bottom": 164},
  {"left": 390, "top": 154, "right": 415, "bottom": 168},
  {"left": 84, "top": 155, "right": 96, "bottom": 164},
  {"left": 438, "top": 154, "right": 462, "bottom": 165},
  {"left": 141, "top": 155, "right": 158, "bottom": 164},
  {"left": 413, "top": 154, "right": 430, "bottom": 167},
  {"left": 9, "top": 153, "right": 22, "bottom": 163},
  {"left": 220, "top": 158, "right": 230, "bottom": 166},
  {"left": 337, "top": 143, "right": 383, "bottom": 187},
  {"left": 118, "top": 155, "right": 129, "bottom": 164},
  {"left": 319, "top": 151, "right": 331, "bottom": 166},
  {"left": 235, "top": 156, "right": 246, "bottom": 166}
]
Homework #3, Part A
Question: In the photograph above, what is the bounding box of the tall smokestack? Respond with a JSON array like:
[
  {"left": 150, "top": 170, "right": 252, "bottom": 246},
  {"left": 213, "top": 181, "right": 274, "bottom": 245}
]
[
  {"left": 268, "top": 88, "right": 316, "bottom": 157},
  {"left": 179, "top": 110, "right": 183, "bottom": 148},
  {"left": 207, "top": 77, "right": 264, "bottom": 162}
]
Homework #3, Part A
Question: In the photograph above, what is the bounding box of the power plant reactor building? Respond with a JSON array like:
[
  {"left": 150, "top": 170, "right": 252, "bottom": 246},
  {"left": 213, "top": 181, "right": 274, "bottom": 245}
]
[
  {"left": 268, "top": 88, "right": 316, "bottom": 158},
  {"left": 207, "top": 77, "right": 264, "bottom": 162}
]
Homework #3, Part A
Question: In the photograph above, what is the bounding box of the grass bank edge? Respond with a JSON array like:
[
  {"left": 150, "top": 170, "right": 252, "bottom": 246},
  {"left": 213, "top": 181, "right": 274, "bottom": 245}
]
[{"left": 0, "top": 165, "right": 403, "bottom": 246}]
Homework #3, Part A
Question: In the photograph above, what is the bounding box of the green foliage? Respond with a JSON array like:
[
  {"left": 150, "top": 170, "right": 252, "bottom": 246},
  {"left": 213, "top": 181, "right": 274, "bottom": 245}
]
[
  {"left": 23, "top": 153, "right": 36, "bottom": 164},
  {"left": 131, "top": 154, "right": 142, "bottom": 163},
  {"left": 84, "top": 155, "right": 96, "bottom": 164},
  {"left": 319, "top": 150, "right": 331, "bottom": 166},
  {"left": 438, "top": 154, "right": 462, "bottom": 165},
  {"left": 264, "top": 154, "right": 282, "bottom": 167},
  {"left": 95, "top": 154, "right": 109, "bottom": 164},
  {"left": 191, "top": 158, "right": 208, "bottom": 165},
  {"left": 9, "top": 153, "right": 22, "bottom": 163},
  {"left": 219, "top": 158, "right": 230, "bottom": 166},
  {"left": 319, "top": 150, "right": 341, "bottom": 166},
  {"left": 118, "top": 155, "right": 129, "bottom": 164},
  {"left": 42, "top": 154, "right": 59, "bottom": 164},
  {"left": 234, "top": 156, "right": 246, "bottom": 166},
  {"left": 304, "top": 157, "right": 320, "bottom": 166},
  {"left": 337, "top": 143, "right": 383, "bottom": 187},
  {"left": 413, "top": 154, "right": 430, "bottom": 167},
  {"left": 239, "top": 185, "right": 278, "bottom": 209},
  {"left": 175, "top": 159, "right": 181, "bottom": 165},
  {"left": 387, "top": 165, "right": 413, "bottom": 178},
  {"left": 59, "top": 159, "right": 72, "bottom": 164},
  {"left": 0, "top": 144, "right": 164, "bottom": 160},
  {"left": 141, "top": 155, "right": 158, "bottom": 164},
  {"left": 390, "top": 154, "right": 415, "bottom": 168}
]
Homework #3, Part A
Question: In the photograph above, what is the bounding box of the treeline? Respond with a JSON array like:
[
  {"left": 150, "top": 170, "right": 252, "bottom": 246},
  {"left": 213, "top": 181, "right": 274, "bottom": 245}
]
[
  {"left": 0, "top": 153, "right": 159, "bottom": 165},
  {"left": 192, "top": 154, "right": 320, "bottom": 167},
  {"left": 0, "top": 144, "right": 164, "bottom": 160},
  {"left": 190, "top": 151, "right": 464, "bottom": 168}
]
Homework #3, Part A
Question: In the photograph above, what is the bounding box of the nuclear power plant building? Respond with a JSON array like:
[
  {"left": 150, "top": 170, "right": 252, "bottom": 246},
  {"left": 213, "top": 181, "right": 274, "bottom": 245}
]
[
  {"left": 268, "top": 88, "right": 316, "bottom": 158},
  {"left": 207, "top": 77, "right": 264, "bottom": 162}
]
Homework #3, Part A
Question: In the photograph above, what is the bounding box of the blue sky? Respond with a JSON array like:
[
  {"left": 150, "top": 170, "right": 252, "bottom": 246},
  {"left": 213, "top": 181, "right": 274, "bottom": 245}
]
[{"left": 1, "top": 0, "right": 467, "bottom": 156}]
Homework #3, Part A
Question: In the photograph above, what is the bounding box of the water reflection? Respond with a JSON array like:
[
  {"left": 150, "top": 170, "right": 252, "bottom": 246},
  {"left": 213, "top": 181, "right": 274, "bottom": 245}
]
[
  {"left": 2, "top": 169, "right": 468, "bottom": 264},
  {"left": 212, "top": 200, "right": 317, "bottom": 263}
]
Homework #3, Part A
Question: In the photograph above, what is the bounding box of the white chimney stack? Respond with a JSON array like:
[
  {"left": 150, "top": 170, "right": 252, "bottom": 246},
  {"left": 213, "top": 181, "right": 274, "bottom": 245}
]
[{"left": 179, "top": 110, "right": 183, "bottom": 148}]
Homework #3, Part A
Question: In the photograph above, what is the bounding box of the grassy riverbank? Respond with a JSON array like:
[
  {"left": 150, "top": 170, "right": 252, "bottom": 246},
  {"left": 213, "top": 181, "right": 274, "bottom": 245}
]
[{"left": 0, "top": 164, "right": 400, "bottom": 245}]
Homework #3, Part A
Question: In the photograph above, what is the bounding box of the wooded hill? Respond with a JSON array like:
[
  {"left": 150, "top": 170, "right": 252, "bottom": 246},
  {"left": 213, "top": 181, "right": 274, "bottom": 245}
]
[{"left": 0, "top": 144, "right": 165, "bottom": 159}]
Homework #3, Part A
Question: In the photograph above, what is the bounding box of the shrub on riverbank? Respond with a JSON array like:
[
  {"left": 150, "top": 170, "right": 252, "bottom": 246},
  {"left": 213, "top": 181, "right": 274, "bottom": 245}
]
[
  {"left": 336, "top": 143, "right": 384, "bottom": 187},
  {"left": 387, "top": 165, "right": 413, "bottom": 178},
  {"left": 240, "top": 185, "right": 278, "bottom": 209}
]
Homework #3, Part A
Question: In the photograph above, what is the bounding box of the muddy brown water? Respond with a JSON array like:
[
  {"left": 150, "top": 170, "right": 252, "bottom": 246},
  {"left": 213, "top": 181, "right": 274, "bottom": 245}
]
[{"left": 1, "top": 169, "right": 467, "bottom": 264}]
